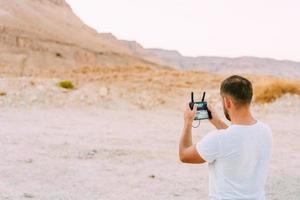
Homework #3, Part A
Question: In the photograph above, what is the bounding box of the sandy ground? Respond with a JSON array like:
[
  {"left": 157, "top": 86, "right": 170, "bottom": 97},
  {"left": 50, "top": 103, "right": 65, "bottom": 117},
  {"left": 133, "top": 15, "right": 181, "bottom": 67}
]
[{"left": 0, "top": 95, "right": 299, "bottom": 200}]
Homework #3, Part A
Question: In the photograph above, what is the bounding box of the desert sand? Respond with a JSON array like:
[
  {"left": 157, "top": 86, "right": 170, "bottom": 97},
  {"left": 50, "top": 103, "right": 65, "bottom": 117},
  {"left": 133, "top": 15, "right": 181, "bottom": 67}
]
[
  {"left": 0, "top": 91, "right": 299, "bottom": 199},
  {"left": 0, "top": 66, "right": 300, "bottom": 199}
]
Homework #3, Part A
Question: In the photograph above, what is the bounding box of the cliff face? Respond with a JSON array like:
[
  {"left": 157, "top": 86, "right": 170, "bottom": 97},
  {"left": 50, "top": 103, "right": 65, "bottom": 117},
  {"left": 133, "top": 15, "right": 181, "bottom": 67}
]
[{"left": 0, "top": 0, "right": 159, "bottom": 73}]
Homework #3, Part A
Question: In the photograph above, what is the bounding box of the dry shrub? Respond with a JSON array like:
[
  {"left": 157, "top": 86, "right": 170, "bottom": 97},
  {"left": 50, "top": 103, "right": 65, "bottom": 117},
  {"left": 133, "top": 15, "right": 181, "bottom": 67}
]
[
  {"left": 0, "top": 91, "right": 6, "bottom": 96},
  {"left": 254, "top": 79, "right": 300, "bottom": 103},
  {"left": 58, "top": 80, "right": 74, "bottom": 90}
]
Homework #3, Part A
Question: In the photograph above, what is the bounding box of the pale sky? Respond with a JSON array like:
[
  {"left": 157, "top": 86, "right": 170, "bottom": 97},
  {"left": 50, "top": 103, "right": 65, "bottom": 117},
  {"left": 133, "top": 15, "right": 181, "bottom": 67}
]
[{"left": 66, "top": 0, "right": 300, "bottom": 61}]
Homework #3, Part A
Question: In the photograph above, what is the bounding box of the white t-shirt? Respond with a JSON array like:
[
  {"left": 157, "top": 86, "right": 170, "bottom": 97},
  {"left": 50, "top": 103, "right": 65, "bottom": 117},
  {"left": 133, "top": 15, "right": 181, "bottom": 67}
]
[{"left": 196, "top": 121, "right": 272, "bottom": 200}]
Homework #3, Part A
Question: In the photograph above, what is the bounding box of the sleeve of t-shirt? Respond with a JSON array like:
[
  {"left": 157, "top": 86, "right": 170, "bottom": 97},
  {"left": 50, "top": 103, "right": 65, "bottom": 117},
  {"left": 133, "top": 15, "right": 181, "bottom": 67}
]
[{"left": 196, "top": 131, "right": 221, "bottom": 163}]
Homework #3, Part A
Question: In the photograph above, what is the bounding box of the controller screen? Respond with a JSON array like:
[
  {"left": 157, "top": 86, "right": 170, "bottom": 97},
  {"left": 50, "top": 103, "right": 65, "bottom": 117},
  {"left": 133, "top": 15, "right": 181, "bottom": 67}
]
[
  {"left": 195, "top": 103, "right": 209, "bottom": 120},
  {"left": 195, "top": 110, "right": 209, "bottom": 120}
]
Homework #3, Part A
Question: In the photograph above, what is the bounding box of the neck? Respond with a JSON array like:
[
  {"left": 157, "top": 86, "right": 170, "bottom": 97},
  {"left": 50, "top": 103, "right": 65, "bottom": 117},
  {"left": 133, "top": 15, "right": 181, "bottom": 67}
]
[{"left": 230, "top": 107, "right": 256, "bottom": 125}]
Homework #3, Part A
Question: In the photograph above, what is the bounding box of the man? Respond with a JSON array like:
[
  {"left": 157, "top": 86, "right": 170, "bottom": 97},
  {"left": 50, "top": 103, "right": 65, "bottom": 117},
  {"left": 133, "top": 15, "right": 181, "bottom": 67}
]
[{"left": 179, "top": 75, "right": 273, "bottom": 200}]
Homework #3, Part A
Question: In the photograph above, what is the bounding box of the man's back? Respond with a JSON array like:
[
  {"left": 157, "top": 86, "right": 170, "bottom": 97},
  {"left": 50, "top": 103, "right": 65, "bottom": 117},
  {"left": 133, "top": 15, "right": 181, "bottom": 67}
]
[{"left": 196, "top": 121, "right": 273, "bottom": 200}]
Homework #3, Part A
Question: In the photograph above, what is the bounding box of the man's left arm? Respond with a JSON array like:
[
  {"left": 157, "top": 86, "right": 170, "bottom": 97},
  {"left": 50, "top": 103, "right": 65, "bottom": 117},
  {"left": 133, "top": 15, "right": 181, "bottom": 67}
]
[{"left": 179, "top": 105, "right": 206, "bottom": 164}]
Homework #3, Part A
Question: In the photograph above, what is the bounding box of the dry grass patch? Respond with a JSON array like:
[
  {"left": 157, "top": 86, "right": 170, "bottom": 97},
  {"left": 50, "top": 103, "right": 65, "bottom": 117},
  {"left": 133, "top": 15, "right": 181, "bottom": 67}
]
[{"left": 254, "top": 79, "right": 300, "bottom": 103}]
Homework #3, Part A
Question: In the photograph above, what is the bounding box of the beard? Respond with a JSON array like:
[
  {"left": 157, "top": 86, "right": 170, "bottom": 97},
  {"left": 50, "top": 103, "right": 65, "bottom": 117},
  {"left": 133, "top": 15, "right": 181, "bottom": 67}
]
[{"left": 223, "top": 106, "right": 231, "bottom": 121}]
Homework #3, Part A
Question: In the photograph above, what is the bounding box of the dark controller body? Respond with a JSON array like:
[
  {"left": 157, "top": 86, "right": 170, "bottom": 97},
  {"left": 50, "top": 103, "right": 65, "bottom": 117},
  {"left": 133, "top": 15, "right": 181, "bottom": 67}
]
[{"left": 189, "top": 92, "right": 212, "bottom": 120}]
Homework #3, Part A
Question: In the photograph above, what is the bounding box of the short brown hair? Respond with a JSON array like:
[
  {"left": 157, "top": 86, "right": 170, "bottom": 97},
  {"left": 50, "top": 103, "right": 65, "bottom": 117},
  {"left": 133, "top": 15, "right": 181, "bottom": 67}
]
[{"left": 220, "top": 75, "right": 253, "bottom": 106}]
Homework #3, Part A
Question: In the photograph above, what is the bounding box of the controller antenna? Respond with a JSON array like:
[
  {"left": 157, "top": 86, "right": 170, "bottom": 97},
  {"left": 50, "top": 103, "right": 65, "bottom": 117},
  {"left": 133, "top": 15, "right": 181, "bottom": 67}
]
[
  {"left": 201, "top": 92, "right": 206, "bottom": 102},
  {"left": 191, "top": 92, "right": 194, "bottom": 103}
]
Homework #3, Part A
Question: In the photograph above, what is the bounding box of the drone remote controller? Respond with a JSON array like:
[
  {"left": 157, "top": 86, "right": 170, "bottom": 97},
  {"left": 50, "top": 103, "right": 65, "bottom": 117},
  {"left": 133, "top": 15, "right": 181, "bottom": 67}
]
[{"left": 189, "top": 92, "right": 212, "bottom": 120}]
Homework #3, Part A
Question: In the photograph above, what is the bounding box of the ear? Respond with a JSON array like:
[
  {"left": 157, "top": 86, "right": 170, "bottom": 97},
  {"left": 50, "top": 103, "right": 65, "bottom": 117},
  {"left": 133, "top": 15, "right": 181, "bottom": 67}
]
[{"left": 223, "top": 96, "right": 232, "bottom": 109}]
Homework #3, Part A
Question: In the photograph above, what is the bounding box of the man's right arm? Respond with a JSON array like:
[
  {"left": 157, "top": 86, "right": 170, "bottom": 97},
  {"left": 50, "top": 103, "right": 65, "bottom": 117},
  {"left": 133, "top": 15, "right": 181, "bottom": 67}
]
[
  {"left": 208, "top": 104, "right": 228, "bottom": 130},
  {"left": 210, "top": 117, "right": 228, "bottom": 129}
]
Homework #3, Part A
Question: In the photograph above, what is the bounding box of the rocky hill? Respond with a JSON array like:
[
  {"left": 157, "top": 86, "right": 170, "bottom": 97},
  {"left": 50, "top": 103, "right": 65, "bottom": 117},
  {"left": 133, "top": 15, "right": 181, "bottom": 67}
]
[
  {"left": 0, "top": 0, "right": 299, "bottom": 79},
  {"left": 0, "top": 0, "right": 161, "bottom": 75},
  {"left": 144, "top": 49, "right": 300, "bottom": 78}
]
